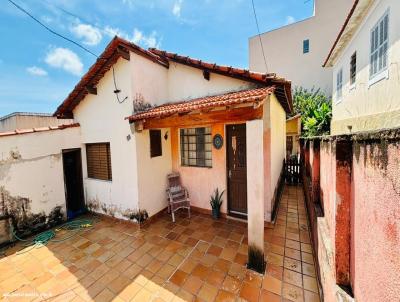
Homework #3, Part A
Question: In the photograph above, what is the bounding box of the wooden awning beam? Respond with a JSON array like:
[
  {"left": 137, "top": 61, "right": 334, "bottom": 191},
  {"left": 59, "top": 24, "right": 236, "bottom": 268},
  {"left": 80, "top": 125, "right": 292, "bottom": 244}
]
[{"left": 135, "top": 105, "right": 263, "bottom": 130}]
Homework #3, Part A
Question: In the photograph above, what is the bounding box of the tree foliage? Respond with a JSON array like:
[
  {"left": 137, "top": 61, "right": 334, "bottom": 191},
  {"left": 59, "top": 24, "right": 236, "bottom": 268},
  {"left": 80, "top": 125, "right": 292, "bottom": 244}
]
[{"left": 291, "top": 87, "right": 332, "bottom": 137}]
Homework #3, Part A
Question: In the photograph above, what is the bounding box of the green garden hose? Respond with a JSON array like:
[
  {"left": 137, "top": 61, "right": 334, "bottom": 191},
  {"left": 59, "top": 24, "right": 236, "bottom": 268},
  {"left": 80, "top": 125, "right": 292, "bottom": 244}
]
[{"left": 12, "top": 218, "right": 95, "bottom": 254}]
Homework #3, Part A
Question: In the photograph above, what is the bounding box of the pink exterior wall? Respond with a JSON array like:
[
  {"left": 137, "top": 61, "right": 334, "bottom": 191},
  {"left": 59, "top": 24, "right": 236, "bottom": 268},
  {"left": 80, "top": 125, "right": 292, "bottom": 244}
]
[
  {"left": 302, "top": 135, "right": 400, "bottom": 302},
  {"left": 351, "top": 142, "right": 400, "bottom": 302},
  {"left": 171, "top": 124, "right": 227, "bottom": 214}
]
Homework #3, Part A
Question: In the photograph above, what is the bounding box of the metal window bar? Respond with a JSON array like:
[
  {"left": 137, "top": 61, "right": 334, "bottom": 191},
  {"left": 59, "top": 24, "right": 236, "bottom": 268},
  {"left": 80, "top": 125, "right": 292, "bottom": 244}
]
[{"left": 180, "top": 127, "right": 212, "bottom": 167}]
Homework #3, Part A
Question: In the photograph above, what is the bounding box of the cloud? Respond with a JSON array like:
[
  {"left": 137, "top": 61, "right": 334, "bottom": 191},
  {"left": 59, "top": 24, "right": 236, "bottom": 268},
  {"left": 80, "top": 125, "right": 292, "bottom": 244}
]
[
  {"left": 121, "top": 0, "right": 135, "bottom": 8},
  {"left": 104, "top": 26, "right": 161, "bottom": 48},
  {"left": 71, "top": 23, "right": 102, "bottom": 46},
  {"left": 172, "top": 0, "right": 183, "bottom": 17},
  {"left": 26, "top": 66, "right": 48, "bottom": 76},
  {"left": 286, "top": 16, "right": 295, "bottom": 25},
  {"left": 45, "top": 47, "right": 83, "bottom": 76}
]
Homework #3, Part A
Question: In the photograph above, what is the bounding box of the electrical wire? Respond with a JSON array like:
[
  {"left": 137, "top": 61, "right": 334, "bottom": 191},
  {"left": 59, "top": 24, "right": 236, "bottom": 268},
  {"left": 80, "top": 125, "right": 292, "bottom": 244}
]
[
  {"left": 6, "top": 0, "right": 98, "bottom": 58},
  {"left": 6, "top": 0, "right": 127, "bottom": 104},
  {"left": 251, "top": 0, "right": 269, "bottom": 72}
]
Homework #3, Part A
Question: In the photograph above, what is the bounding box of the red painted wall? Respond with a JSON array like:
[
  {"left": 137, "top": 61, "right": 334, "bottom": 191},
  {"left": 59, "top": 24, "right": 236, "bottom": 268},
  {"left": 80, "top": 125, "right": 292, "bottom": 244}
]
[
  {"left": 351, "top": 142, "right": 400, "bottom": 302},
  {"left": 302, "top": 136, "right": 400, "bottom": 302}
]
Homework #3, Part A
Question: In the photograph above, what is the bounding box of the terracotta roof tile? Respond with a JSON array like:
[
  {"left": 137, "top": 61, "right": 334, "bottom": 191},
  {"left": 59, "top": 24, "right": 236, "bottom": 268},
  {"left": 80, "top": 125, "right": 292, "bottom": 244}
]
[
  {"left": 126, "top": 87, "right": 274, "bottom": 122},
  {"left": 0, "top": 123, "right": 80, "bottom": 138},
  {"left": 54, "top": 37, "right": 292, "bottom": 118}
]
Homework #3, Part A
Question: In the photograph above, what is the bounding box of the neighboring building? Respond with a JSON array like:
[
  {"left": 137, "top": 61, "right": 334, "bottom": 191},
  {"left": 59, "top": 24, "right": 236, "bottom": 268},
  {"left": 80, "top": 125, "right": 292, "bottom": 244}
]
[
  {"left": 0, "top": 112, "right": 73, "bottom": 132},
  {"left": 324, "top": 0, "right": 400, "bottom": 134},
  {"left": 1, "top": 37, "right": 292, "bottom": 257},
  {"left": 249, "top": 0, "right": 352, "bottom": 94},
  {"left": 286, "top": 114, "right": 301, "bottom": 157}
]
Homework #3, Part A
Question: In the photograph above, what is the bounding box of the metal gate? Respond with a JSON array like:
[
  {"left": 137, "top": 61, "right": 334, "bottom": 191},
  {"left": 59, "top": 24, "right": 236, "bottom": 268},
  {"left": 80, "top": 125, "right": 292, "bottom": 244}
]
[{"left": 284, "top": 156, "right": 301, "bottom": 184}]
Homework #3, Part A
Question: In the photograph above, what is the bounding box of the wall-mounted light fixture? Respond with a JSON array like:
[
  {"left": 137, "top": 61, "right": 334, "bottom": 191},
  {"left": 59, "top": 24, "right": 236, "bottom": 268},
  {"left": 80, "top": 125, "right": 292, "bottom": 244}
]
[{"left": 164, "top": 131, "right": 169, "bottom": 140}]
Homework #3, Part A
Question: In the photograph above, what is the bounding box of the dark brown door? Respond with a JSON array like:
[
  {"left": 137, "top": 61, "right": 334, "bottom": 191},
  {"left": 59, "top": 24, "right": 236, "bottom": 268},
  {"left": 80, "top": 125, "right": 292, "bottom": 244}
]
[
  {"left": 63, "top": 149, "right": 85, "bottom": 219},
  {"left": 226, "top": 124, "right": 247, "bottom": 218}
]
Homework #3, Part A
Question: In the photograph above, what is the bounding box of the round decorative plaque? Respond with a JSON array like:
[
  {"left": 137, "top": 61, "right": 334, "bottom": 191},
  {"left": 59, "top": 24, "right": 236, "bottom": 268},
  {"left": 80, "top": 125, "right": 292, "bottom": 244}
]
[{"left": 213, "top": 134, "right": 223, "bottom": 149}]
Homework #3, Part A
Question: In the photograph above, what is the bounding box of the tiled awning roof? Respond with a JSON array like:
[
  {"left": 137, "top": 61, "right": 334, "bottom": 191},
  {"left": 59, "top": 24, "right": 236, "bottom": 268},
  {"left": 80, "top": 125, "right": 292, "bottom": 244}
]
[{"left": 126, "top": 87, "right": 274, "bottom": 122}]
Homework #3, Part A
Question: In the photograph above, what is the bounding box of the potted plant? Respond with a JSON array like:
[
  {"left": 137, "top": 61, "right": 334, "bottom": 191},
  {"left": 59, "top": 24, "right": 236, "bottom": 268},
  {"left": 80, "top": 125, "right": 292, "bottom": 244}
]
[{"left": 210, "top": 188, "right": 224, "bottom": 219}]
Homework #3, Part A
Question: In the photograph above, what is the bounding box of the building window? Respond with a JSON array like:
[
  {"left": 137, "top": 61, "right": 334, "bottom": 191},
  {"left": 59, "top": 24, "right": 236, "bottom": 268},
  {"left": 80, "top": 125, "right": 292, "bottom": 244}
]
[
  {"left": 370, "top": 11, "right": 389, "bottom": 78},
  {"left": 303, "top": 39, "right": 310, "bottom": 54},
  {"left": 180, "top": 127, "right": 212, "bottom": 167},
  {"left": 350, "top": 52, "right": 357, "bottom": 85},
  {"left": 86, "top": 143, "right": 112, "bottom": 181},
  {"left": 150, "top": 130, "right": 162, "bottom": 157},
  {"left": 336, "top": 68, "right": 343, "bottom": 100}
]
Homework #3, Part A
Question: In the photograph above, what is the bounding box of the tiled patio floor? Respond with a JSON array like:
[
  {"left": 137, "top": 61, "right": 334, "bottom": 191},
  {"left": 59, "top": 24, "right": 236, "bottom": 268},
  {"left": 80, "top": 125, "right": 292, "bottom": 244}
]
[{"left": 0, "top": 185, "right": 319, "bottom": 302}]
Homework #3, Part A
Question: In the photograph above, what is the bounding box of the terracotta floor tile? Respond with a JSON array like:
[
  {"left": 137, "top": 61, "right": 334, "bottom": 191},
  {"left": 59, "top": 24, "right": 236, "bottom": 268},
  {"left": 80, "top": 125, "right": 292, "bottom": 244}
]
[
  {"left": 198, "top": 283, "right": 219, "bottom": 301},
  {"left": 301, "top": 243, "right": 312, "bottom": 253},
  {"left": 200, "top": 254, "right": 218, "bottom": 267},
  {"left": 284, "top": 257, "right": 302, "bottom": 273},
  {"left": 304, "top": 290, "right": 320, "bottom": 302},
  {"left": 285, "top": 239, "right": 300, "bottom": 251},
  {"left": 108, "top": 275, "right": 131, "bottom": 294},
  {"left": 285, "top": 247, "right": 301, "bottom": 261},
  {"left": 303, "top": 275, "right": 318, "bottom": 293},
  {"left": 132, "top": 288, "right": 153, "bottom": 302},
  {"left": 266, "top": 263, "right": 283, "bottom": 281},
  {"left": 243, "top": 270, "right": 263, "bottom": 288},
  {"left": 170, "top": 270, "right": 188, "bottom": 287},
  {"left": 205, "top": 269, "right": 226, "bottom": 287},
  {"left": 222, "top": 275, "right": 241, "bottom": 295},
  {"left": 180, "top": 259, "right": 198, "bottom": 275},
  {"left": 239, "top": 283, "right": 260, "bottom": 302},
  {"left": 207, "top": 245, "right": 223, "bottom": 257},
  {"left": 214, "top": 259, "right": 232, "bottom": 273},
  {"left": 220, "top": 248, "right": 237, "bottom": 262},
  {"left": 95, "top": 288, "right": 115, "bottom": 302},
  {"left": 267, "top": 252, "right": 284, "bottom": 267},
  {"left": 301, "top": 252, "right": 314, "bottom": 265},
  {"left": 118, "top": 282, "right": 142, "bottom": 301},
  {"left": 283, "top": 269, "right": 303, "bottom": 287},
  {"left": 192, "top": 263, "right": 210, "bottom": 281},
  {"left": 270, "top": 243, "right": 285, "bottom": 256},
  {"left": 302, "top": 262, "right": 316, "bottom": 277},
  {"left": 282, "top": 282, "right": 304, "bottom": 302},
  {"left": 233, "top": 253, "right": 247, "bottom": 266},
  {"left": 262, "top": 275, "right": 281, "bottom": 296},
  {"left": 182, "top": 275, "right": 203, "bottom": 295},
  {"left": 259, "top": 289, "right": 281, "bottom": 302},
  {"left": 215, "top": 289, "right": 236, "bottom": 302}
]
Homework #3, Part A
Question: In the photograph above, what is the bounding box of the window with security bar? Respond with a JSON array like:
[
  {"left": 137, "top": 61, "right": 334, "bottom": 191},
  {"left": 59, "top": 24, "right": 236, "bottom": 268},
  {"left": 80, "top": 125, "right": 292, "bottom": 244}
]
[{"left": 180, "top": 127, "right": 212, "bottom": 167}]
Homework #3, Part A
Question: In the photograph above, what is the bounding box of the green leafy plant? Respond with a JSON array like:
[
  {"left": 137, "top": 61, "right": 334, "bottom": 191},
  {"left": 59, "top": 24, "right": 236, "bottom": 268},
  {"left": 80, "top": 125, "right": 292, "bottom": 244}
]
[
  {"left": 210, "top": 188, "right": 224, "bottom": 209},
  {"left": 291, "top": 87, "right": 332, "bottom": 137}
]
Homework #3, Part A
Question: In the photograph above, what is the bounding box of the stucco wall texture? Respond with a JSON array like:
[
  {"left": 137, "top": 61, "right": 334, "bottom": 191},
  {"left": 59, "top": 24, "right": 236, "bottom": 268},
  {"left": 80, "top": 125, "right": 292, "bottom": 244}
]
[
  {"left": 303, "top": 137, "right": 400, "bottom": 302},
  {"left": 351, "top": 142, "right": 400, "bottom": 302}
]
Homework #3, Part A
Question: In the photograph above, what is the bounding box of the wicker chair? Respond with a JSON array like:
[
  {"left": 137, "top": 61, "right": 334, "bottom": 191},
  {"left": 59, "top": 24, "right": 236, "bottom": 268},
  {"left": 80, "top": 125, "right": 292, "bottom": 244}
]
[{"left": 166, "top": 172, "right": 190, "bottom": 222}]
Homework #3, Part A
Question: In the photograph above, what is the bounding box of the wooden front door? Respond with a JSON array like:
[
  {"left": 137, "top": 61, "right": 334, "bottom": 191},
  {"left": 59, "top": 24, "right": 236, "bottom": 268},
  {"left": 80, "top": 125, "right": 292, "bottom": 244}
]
[{"left": 226, "top": 124, "right": 247, "bottom": 218}]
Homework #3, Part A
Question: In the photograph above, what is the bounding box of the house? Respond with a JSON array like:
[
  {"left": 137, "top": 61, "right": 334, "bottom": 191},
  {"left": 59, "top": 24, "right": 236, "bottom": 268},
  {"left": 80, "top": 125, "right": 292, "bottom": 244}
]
[
  {"left": 286, "top": 114, "right": 301, "bottom": 157},
  {"left": 1, "top": 37, "right": 292, "bottom": 262},
  {"left": 0, "top": 112, "right": 73, "bottom": 132},
  {"left": 249, "top": 0, "right": 352, "bottom": 94},
  {"left": 324, "top": 0, "right": 400, "bottom": 134}
]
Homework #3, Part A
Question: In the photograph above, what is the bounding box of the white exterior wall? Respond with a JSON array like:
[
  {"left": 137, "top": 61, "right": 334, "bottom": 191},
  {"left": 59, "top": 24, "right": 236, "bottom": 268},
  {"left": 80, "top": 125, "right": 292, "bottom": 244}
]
[
  {"left": 167, "top": 63, "right": 256, "bottom": 102},
  {"left": 249, "top": 0, "right": 352, "bottom": 94},
  {"left": 73, "top": 57, "right": 140, "bottom": 219},
  {"left": 263, "top": 94, "right": 286, "bottom": 221},
  {"left": 0, "top": 127, "right": 81, "bottom": 218},
  {"left": 331, "top": 0, "right": 400, "bottom": 134}
]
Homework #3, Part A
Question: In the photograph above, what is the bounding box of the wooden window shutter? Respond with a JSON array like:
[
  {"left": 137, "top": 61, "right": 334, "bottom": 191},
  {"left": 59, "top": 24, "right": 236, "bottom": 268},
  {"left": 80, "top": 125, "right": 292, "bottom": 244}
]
[
  {"left": 86, "top": 143, "right": 112, "bottom": 180},
  {"left": 150, "top": 130, "right": 162, "bottom": 158}
]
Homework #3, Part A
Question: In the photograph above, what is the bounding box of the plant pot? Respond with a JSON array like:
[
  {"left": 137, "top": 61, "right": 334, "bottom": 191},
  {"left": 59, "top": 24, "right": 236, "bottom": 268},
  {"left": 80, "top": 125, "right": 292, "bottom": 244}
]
[{"left": 212, "top": 207, "right": 220, "bottom": 219}]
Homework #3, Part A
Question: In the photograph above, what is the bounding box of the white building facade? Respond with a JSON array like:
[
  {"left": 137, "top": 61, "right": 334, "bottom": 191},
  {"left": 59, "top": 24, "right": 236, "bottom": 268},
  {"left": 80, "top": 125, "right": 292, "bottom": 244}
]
[
  {"left": 324, "top": 0, "right": 400, "bottom": 134},
  {"left": 249, "top": 0, "right": 352, "bottom": 95}
]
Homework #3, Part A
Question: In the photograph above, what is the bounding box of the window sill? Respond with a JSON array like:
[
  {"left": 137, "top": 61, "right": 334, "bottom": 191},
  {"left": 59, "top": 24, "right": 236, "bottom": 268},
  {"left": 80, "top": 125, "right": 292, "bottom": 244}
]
[
  {"left": 86, "top": 177, "right": 112, "bottom": 183},
  {"left": 180, "top": 165, "right": 212, "bottom": 169},
  {"left": 369, "top": 69, "right": 389, "bottom": 87},
  {"left": 349, "top": 83, "right": 356, "bottom": 91}
]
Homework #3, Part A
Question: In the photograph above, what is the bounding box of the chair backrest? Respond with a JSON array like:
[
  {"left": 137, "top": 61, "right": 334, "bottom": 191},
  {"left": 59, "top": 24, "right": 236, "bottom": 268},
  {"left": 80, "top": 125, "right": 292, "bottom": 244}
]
[{"left": 167, "top": 172, "right": 182, "bottom": 194}]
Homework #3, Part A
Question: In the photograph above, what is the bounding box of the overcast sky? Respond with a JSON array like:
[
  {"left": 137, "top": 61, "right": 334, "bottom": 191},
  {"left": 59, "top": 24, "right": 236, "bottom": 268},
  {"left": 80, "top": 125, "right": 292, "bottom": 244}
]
[{"left": 0, "top": 0, "right": 314, "bottom": 116}]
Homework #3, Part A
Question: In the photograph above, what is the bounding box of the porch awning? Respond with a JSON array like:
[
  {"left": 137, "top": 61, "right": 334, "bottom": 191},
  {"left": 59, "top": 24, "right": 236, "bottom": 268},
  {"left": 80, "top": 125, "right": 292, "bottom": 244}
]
[{"left": 126, "top": 86, "right": 275, "bottom": 125}]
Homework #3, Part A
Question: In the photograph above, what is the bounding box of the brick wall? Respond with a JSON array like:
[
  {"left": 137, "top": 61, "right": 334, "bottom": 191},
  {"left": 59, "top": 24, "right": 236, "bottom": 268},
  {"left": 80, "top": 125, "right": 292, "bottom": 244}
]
[{"left": 301, "top": 128, "right": 400, "bottom": 302}]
